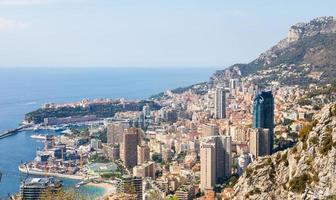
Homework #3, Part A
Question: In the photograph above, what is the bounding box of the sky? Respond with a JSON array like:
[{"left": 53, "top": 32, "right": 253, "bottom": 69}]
[{"left": 0, "top": 0, "right": 335, "bottom": 68}]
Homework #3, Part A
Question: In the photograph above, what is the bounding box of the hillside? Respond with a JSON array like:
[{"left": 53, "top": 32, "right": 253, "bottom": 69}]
[
  {"left": 232, "top": 104, "right": 336, "bottom": 199},
  {"left": 211, "top": 16, "right": 336, "bottom": 87}
]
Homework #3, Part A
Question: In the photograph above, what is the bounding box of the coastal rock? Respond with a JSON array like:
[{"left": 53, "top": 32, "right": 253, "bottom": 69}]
[{"left": 232, "top": 104, "right": 336, "bottom": 200}]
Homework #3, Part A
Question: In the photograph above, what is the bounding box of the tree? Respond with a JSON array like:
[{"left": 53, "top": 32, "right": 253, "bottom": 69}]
[
  {"left": 152, "top": 153, "right": 163, "bottom": 163},
  {"left": 40, "top": 188, "right": 89, "bottom": 200}
]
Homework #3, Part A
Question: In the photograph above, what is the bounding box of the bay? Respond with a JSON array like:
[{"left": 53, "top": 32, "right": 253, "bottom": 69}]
[{"left": 0, "top": 67, "right": 215, "bottom": 197}]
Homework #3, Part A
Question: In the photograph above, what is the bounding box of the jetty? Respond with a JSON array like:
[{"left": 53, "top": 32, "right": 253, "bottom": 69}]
[{"left": 0, "top": 125, "right": 31, "bottom": 139}]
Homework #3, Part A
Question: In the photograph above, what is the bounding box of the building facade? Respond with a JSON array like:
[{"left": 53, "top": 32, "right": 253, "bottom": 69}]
[
  {"left": 200, "top": 143, "right": 216, "bottom": 191},
  {"left": 252, "top": 91, "right": 274, "bottom": 153},
  {"left": 117, "top": 176, "right": 143, "bottom": 200},
  {"left": 121, "top": 128, "right": 139, "bottom": 168},
  {"left": 20, "top": 177, "right": 62, "bottom": 200},
  {"left": 249, "top": 128, "right": 271, "bottom": 157},
  {"left": 214, "top": 87, "right": 226, "bottom": 119}
]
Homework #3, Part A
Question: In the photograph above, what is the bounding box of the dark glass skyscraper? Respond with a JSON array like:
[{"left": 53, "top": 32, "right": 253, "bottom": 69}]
[{"left": 252, "top": 91, "right": 274, "bottom": 153}]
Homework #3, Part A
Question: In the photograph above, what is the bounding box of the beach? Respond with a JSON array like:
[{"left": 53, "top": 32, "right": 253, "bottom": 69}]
[{"left": 87, "top": 182, "right": 115, "bottom": 198}]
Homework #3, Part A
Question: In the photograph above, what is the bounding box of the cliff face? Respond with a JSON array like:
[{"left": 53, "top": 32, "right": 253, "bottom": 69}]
[
  {"left": 211, "top": 16, "right": 336, "bottom": 86},
  {"left": 233, "top": 104, "right": 336, "bottom": 200},
  {"left": 287, "top": 17, "right": 336, "bottom": 43}
]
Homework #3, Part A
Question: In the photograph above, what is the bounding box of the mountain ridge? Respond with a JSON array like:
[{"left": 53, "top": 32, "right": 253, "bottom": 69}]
[{"left": 210, "top": 16, "right": 336, "bottom": 87}]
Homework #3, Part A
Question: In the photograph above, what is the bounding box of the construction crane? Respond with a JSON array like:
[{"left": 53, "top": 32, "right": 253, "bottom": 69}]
[{"left": 80, "top": 151, "right": 83, "bottom": 168}]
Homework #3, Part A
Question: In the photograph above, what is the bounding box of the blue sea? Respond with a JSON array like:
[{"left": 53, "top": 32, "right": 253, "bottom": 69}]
[{"left": 0, "top": 67, "right": 216, "bottom": 198}]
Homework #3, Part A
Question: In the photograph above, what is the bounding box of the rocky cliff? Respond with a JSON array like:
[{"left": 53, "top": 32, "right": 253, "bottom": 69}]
[
  {"left": 210, "top": 16, "right": 336, "bottom": 86},
  {"left": 233, "top": 104, "right": 336, "bottom": 200}
]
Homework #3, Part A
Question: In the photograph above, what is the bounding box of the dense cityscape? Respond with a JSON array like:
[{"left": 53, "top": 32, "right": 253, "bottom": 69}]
[
  {"left": 11, "top": 40, "right": 336, "bottom": 199},
  {"left": 0, "top": 3, "right": 335, "bottom": 200}
]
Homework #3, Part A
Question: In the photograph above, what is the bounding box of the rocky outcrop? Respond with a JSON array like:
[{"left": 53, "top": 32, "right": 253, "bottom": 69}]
[
  {"left": 233, "top": 104, "right": 336, "bottom": 200},
  {"left": 288, "top": 16, "right": 336, "bottom": 43}
]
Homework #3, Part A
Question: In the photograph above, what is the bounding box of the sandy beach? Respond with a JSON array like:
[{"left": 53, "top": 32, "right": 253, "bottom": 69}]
[{"left": 87, "top": 182, "right": 115, "bottom": 198}]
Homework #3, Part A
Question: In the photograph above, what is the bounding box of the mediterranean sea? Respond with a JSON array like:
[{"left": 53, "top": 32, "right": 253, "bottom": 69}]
[{"left": 0, "top": 67, "right": 216, "bottom": 198}]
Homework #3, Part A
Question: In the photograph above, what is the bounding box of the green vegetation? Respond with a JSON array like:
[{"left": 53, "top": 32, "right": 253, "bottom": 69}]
[
  {"left": 224, "top": 174, "right": 239, "bottom": 188},
  {"left": 248, "top": 187, "right": 262, "bottom": 196},
  {"left": 176, "top": 151, "right": 187, "bottom": 161},
  {"left": 319, "top": 133, "right": 333, "bottom": 156},
  {"left": 302, "top": 141, "right": 308, "bottom": 150},
  {"left": 331, "top": 104, "right": 336, "bottom": 116},
  {"left": 254, "top": 157, "right": 273, "bottom": 171},
  {"left": 149, "top": 82, "right": 208, "bottom": 100},
  {"left": 100, "top": 172, "right": 122, "bottom": 179},
  {"left": 305, "top": 156, "right": 314, "bottom": 166},
  {"left": 245, "top": 167, "right": 253, "bottom": 178},
  {"left": 309, "top": 136, "right": 319, "bottom": 146},
  {"left": 298, "top": 99, "right": 313, "bottom": 106},
  {"left": 152, "top": 153, "right": 163, "bottom": 163},
  {"left": 167, "top": 196, "right": 179, "bottom": 200},
  {"left": 289, "top": 173, "right": 312, "bottom": 193},
  {"left": 88, "top": 154, "right": 110, "bottom": 163},
  {"left": 95, "top": 129, "right": 107, "bottom": 143},
  {"left": 306, "top": 82, "right": 336, "bottom": 99},
  {"left": 41, "top": 188, "right": 89, "bottom": 200},
  {"left": 279, "top": 152, "right": 289, "bottom": 167},
  {"left": 325, "top": 195, "right": 336, "bottom": 200},
  {"left": 234, "top": 34, "right": 336, "bottom": 84},
  {"left": 299, "top": 122, "right": 314, "bottom": 142}
]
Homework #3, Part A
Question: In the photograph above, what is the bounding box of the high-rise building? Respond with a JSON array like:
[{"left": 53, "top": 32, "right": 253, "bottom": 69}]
[
  {"left": 102, "top": 143, "right": 120, "bottom": 161},
  {"left": 143, "top": 105, "right": 150, "bottom": 118},
  {"left": 137, "top": 144, "right": 150, "bottom": 164},
  {"left": 252, "top": 91, "right": 274, "bottom": 153},
  {"left": 229, "top": 79, "right": 239, "bottom": 96},
  {"left": 214, "top": 87, "right": 226, "bottom": 119},
  {"left": 121, "top": 128, "right": 139, "bottom": 168},
  {"left": 200, "top": 143, "right": 216, "bottom": 191},
  {"left": 200, "top": 135, "right": 232, "bottom": 191},
  {"left": 117, "top": 175, "right": 143, "bottom": 200},
  {"left": 90, "top": 138, "right": 102, "bottom": 150},
  {"left": 133, "top": 161, "right": 155, "bottom": 179},
  {"left": 214, "top": 136, "right": 231, "bottom": 181},
  {"left": 249, "top": 128, "right": 271, "bottom": 157},
  {"left": 201, "top": 124, "right": 219, "bottom": 137},
  {"left": 107, "top": 121, "right": 130, "bottom": 145},
  {"left": 20, "top": 177, "right": 62, "bottom": 200},
  {"left": 229, "top": 79, "right": 239, "bottom": 90}
]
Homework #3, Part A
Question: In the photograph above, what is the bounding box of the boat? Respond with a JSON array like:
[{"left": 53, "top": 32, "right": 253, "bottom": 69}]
[
  {"left": 53, "top": 126, "right": 64, "bottom": 131},
  {"left": 30, "top": 134, "right": 46, "bottom": 140},
  {"left": 75, "top": 180, "right": 87, "bottom": 188}
]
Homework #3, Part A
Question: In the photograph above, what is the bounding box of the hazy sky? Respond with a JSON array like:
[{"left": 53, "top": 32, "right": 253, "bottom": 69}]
[{"left": 0, "top": 0, "right": 335, "bottom": 68}]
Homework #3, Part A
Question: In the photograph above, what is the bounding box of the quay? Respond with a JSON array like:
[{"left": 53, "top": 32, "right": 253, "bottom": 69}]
[{"left": 0, "top": 125, "right": 31, "bottom": 139}]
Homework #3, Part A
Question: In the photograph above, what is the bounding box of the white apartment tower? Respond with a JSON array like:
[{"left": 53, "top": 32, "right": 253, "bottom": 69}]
[
  {"left": 214, "top": 87, "right": 226, "bottom": 119},
  {"left": 200, "top": 143, "right": 216, "bottom": 191}
]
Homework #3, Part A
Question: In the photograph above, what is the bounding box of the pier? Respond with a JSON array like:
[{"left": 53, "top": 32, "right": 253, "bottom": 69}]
[{"left": 0, "top": 125, "right": 30, "bottom": 139}]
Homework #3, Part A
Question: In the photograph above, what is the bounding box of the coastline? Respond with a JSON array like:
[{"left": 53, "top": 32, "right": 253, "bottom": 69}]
[
  {"left": 18, "top": 165, "right": 112, "bottom": 198},
  {"left": 87, "top": 182, "right": 114, "bottom": 198}
]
